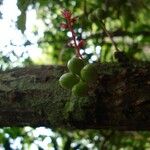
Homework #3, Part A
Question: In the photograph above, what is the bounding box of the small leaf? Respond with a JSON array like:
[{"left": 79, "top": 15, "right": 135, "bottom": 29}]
[
  {"left": 17, "top": 12, "right": 26, "bottom": 33},
  {"left": 24, "top": 40, "right": 32, "bottom": 46},
  {"left": 17, "top": 0, "right": 28, "bottom": 12}
]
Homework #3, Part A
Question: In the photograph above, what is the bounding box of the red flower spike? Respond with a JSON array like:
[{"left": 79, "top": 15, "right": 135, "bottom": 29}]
[
  {"left": 61, "top": 10, "right": 72, "bottom": 19},
  {"left": 61, "top": 9, "right": 83, "bottom": 59},
  {"left": 78, "top": 40, "right": 85, "bottom": 49},
  {"left": 71, "top": 17, "right": 78, "bottom": 24},
  {"left": 60, "top": 23, "right": 68, "bottom": 29}
]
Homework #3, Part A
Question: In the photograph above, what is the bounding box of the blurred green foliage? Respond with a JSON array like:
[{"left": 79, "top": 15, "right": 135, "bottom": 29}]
[
  {"left": 16, "top": 0, "right": 150, "bottom": 64},
  {"left": 0, "top": 0, "right": 150, "bottom": 149},
  {"left": 1, "top": 128, "right": 150, "bottom": 149}
]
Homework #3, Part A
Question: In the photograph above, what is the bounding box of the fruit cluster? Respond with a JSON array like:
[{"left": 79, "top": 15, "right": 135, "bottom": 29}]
[{"left": 59, "top": 56, "right": 98, "bottom": 97}]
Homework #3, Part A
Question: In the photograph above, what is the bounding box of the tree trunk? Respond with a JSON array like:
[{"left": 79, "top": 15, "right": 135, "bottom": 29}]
[{"left": 0, "top": 62, "right": 150, "bottom": 130}]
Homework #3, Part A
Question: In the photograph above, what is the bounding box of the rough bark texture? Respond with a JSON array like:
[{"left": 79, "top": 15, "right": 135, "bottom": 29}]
[{"left": 0, "top": 62, "right": 150, "bottom": 130}]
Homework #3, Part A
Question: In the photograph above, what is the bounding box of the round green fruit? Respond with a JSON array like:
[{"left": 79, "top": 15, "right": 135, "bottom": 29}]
[
  {"left": 72, "top": 81, "right": 89, "bottom": 97},
  {"left": 92, "top": 9, "right": 101, "bottom": 19},
  {"left": 88, "top": 12, "right": 97, "bottom": 22},
  {"left": 67, "top": 56, "right": 85, "bottom": 75},
  {"left": 88, "top": 8, "right": 107, "bottom": 22},
  {"left": 94, "top": 8, "right": 106, "bottom": 20},
  {"left": 59, "top": 72, "right": 79, "bottom": 89},
  {"left": 94, "top": 8, "right": 101, "bottom": 15},
  {"left": 81, "top": 63, "right": 98, "bottom": 83}
]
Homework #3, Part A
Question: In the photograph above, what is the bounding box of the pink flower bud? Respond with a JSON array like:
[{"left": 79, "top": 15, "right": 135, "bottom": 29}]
[{"left": 60, "top": 23, "right": 68, "bottom": 29}]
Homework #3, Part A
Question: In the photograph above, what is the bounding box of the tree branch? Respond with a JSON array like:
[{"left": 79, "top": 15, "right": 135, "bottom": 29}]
[
  {"left": 37, "top": 30, "right": 150, "bottom": 45},
  {"left": 0, "top": 62, "right": 150, "bottom": 130},
  {"left": 86, "top": 30, "right": 150, "bottom": 40}
]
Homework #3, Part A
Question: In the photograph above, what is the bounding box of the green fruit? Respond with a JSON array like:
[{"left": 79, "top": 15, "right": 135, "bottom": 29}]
[
  {"left": 81, "top": 64, "right": 98, "bottom": 83},
  {"left": 94, "top": 8, "right": 106, "bottom": 20},
  {"left": 59, "top": 72, "right": 79, "bottom": 89},
  {"left": 92, "top": 9, "right": 100, "bottom": 19},
  {"left": 88, "top": 8, "right": 107, "bottom": 22},
  {"left": 88, "top": 12, "right": 97, "bottom": 22},
  {"left": 67, "top": 56, "right": 85, "bottom": 75},
  {"left": 72, "top": 81, "right": 89, "bottom": 97}
]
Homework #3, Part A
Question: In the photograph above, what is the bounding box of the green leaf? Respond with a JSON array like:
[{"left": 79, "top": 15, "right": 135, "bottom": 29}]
[
  {"left": 17, "top": 12, "right": 26, "bottom": 33},
  {"left": 16, "top": 0, "right": 31, "bottom": 32},
  {"left": 17, "top": 0, "right": 29, "bottom": 12},
  {"left": 63, "top": 137, "right": 72, "bottom": 150},
  {"left": 38, "top": 0, "right": 50, "bottom": 6}
]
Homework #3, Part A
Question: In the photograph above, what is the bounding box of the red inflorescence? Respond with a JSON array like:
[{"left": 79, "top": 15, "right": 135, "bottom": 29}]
[
  {"left": 61, "top": 10, "right": 72, "bottom": 20},
  {"left": 70, "top": 16, "right": 78, "bottom": 25},
  {"left": 61, "top": 9, "right": 85, "bottom": 59},
  {"left": 60, "top": 23, "right": 68, "bottom": 29},
  {"left": 78, "top": 40, "right": 85, "bottom": 49}
]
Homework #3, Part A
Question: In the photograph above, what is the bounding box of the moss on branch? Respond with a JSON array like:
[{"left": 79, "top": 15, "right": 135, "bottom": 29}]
[{"left": 0, "top": 62, "right": 149, "bottom": 130}]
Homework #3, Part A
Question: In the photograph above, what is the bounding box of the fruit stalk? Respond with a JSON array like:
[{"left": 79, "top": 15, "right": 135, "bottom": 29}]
[
  {"left": 67, "top": 20, "right": 83, "bottom": 59},
  {"left": 100, "top": 21, "right": 119, "bottom": 52}
]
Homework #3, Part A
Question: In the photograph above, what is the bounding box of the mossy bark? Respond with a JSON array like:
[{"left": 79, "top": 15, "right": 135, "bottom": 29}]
[{"left": 0, "top": 62, "right": 150, "bottom": 130}]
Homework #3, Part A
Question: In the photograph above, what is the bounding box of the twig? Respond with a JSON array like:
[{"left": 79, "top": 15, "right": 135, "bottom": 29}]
[{"left": 100, "top": 21, "right": 120, "bottom": 52}]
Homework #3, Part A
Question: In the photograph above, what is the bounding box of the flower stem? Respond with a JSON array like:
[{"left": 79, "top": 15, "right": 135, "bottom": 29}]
[{"left": 67, "top": 20, "right": 83, "bottom": 59}]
